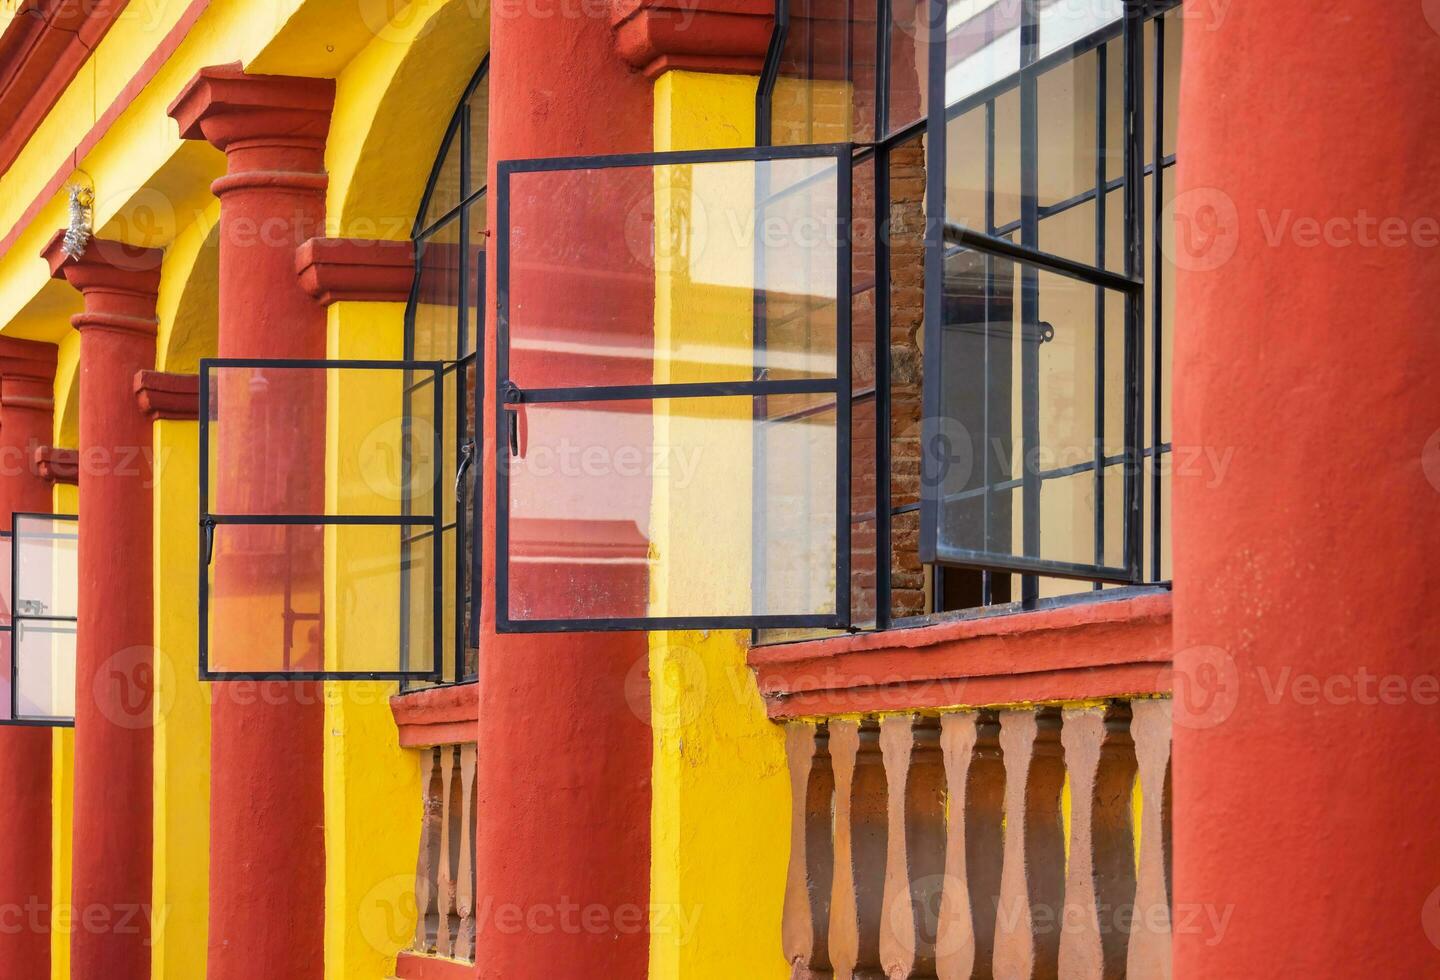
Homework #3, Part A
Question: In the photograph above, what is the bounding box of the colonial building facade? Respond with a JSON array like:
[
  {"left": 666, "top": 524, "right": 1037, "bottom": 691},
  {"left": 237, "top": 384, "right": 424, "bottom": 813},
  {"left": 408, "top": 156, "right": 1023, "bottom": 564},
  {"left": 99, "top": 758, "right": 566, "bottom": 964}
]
[{"left": 0, "top": 0, "right": 1434, "bottom": 978}]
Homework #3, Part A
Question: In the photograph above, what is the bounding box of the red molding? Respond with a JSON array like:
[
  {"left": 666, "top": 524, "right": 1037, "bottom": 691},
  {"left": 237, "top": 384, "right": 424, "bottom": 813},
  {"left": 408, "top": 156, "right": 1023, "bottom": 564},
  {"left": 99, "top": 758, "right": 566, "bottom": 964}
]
[
  {"left": 0, "top": 0, "right": 130, "bottom": 177},
  {"left": 390, "top": 683, "right": 478, "bottom": 749},
  {"left": 748, "top": 593, "right": 1173, "bottom": 718},
  {"left": 394, "top": 952, "right": 474, "bottom": 980},
  {"left": 133, "top": 370, "right": 198, "bottom": 422},
  {"left": 295, "top": 236, "right": 415, "bottom": 307},
  {"left": 33, "top": 445, "right": 77, "bottom": 485},
  {"left": 611, "top": 0, "right": 774, "bottom": 80}
]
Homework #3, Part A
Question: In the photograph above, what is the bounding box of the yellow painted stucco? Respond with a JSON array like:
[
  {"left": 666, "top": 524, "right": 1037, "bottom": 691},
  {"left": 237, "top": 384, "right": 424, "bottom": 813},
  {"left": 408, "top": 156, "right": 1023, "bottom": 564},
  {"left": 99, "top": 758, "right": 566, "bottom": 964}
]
[
  {"left": 150, "top": 417, "right": 210, "bottom": 980},
  {"left": 49, "top": 481, "right": 77, "bottom": 980},
  {"left": 322, "top": 299, "right": 425, "bottom": 979},
  {"left": 647, "top": 70, "right": 790, "bottom": 980}
]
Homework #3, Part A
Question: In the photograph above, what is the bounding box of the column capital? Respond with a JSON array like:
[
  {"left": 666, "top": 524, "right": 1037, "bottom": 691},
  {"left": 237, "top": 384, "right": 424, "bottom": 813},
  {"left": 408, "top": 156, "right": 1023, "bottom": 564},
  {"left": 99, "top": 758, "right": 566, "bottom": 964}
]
[
  {"left": 34, "top": 445, "right": 78, "bottom": 486},
  {"left": 611, "top": 0, "right": 774, "bottom": 79},
  {"left": 134, "top": 370, "right": 199, "bottom": 422},
  {"left": 168, "top": 64, "right": 335, "bottom": 192},
  {"left": 0, "top": 337, "right": 58, "bottom": 415},
  {"left": 295, "top": 237, "right": 415, "bottom": 307},
  {"left": 41, "top": 231, "right": 162, "bottom": 335}
]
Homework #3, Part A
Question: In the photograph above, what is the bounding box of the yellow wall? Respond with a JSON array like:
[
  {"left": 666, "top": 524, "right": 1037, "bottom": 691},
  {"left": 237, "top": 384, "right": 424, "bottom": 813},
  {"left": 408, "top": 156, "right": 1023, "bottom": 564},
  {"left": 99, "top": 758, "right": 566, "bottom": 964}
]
[
  {"left": 647, "top": 70, "right": 790, "bottom": 980},
  {"left": 322, "top": 299, "right": 424, "bottom": 978},
  {"left": 50, "top": 481, "right": 77, "bottom": 980},
  {"left": 150, "top": 418, "right": 210, "bottom": 980}
]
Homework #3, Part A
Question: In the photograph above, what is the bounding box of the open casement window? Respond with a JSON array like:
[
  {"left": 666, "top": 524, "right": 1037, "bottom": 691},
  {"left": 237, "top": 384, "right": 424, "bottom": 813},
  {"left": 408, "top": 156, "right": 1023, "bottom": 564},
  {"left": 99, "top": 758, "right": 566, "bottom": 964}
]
[
  {"left": 5, "top": 515, "right": 77, "bottom": 726},
  {"left": 914, "top": 0, "right": 1175, "bottom": 587},
  {"left": 199, "top": 358, "right": 445, "bottom": 680},
  {"left": 495, "top": 144, "right": 852, "bottom": 632}
]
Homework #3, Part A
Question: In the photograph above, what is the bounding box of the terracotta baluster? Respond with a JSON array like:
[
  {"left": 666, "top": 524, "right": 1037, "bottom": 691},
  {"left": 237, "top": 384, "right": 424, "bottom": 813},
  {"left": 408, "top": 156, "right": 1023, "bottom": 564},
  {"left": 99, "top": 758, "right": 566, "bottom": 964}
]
[
  {"left": 414, "top": 748, "right": 442, "bottom": 952},
  {"left": 829, "top": 720, "right": 888, "bottom": 978},
  {"left": 1126, "top": 700, "right": 1172, "bottom": 980},
  {"left": 879, "top": 716, "right": 946, "bottom": 978},
  {"left": 438, "top": 745, "right": 460, "bottom": 956},
  {"left": 783, "top": 722, "right": 835, "bottom": 979},
  {"left": 457, "top": 744, "right": 478, "bottom": 960},
  {"left": 993, "top": 709, "right": 1066, "bottom": 980},
  {"left": 936, "top": 711, "right": 1002, "bottom": 979},
  {"left": 1058, "top": 705, "right": 1138, "bottom": 980}
]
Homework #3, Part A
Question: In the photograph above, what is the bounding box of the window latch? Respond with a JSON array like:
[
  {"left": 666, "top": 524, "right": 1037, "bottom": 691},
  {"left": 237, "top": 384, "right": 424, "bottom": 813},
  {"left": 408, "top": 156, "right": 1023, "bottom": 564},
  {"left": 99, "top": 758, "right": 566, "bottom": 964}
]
[
  {"left": 502, "top": 380, "right": 525, "bottom": 457},
  {"left": 455, "top": 439, "right": 475, "bottom": 502},
  {"left": 202, "top": 517, "right": 216, "bottom": 567}
]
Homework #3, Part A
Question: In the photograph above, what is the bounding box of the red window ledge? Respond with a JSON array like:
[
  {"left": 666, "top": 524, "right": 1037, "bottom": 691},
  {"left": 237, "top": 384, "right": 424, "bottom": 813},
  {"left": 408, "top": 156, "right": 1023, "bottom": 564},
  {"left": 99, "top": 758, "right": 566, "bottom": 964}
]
[
  {"left": 748, "top": 592, "right": 1173, "bottom": 718},
  {"left": 390, "top": 682, "right": 479, "bottom": 748},
  {"left": 394, "top": 951, "right": 473, "bottom": 980}
]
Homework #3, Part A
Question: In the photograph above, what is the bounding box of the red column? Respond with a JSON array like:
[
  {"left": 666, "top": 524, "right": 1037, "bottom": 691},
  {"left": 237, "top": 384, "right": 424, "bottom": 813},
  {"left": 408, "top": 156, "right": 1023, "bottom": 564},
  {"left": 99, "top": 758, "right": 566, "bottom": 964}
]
[
  {"left": 1171, "top": 3, "right": 1440, "bottom": 975},
  {"left": 41, "top": 233, "right": 160, "bottom": 979},
  {"left": 0, "top": 337, "right": 57, "bottom": 976},
  {"left": 167, "top": 66, "right": 332, "bottom": 979},
  {"left": 473, "top": 11, "right": 657, "bottom": 977}
]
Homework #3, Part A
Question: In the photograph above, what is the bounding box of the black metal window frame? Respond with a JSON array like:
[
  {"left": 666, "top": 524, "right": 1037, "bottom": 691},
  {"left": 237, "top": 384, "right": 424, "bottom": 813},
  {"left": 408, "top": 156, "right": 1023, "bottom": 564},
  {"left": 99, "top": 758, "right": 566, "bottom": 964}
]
[
  {"left": 757, "top": 0, "right": 1178, "bottom": 630},
  {"left": 197, "top": 357, "right": 446, "bottom": 682},
  {"left": 403, "top": 55, "right": 489, "bottom": 689},
  {"left": 494, "top": 142, "right": 854, "bottom": 634},
  {"left": 7, "top": 513, "right": 77, "bottom": 727}
]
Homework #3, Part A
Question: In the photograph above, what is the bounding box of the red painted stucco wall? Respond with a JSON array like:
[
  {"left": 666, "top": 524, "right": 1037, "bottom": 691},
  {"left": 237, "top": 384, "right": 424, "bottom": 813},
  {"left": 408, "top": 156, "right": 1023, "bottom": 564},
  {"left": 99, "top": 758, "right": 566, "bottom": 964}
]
[
  {"left": 1171, "top": 2, "right": 1440, "bottom": 974},
  {"left": 476, "top": 7, "right": 656, "bottom": 976}
]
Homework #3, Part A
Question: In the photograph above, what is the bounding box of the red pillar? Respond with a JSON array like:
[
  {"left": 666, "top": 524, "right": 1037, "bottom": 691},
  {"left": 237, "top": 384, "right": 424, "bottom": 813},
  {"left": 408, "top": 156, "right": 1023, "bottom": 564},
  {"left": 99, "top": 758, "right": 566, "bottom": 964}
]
[
  {"left": 474, "top": 11, "right": 656, "bottom": 977},
  {"left": 41, "top": 233, "right": 160, "bottom": 979},
  {"left": 1171, "top": 3, "right": 1440, "bottom": 975},
  {"left": 0, "top": 337, "right": 57, "bottom": 975},
  {"left": 167, "top": 66, "right": 332, "bottom": 978}
]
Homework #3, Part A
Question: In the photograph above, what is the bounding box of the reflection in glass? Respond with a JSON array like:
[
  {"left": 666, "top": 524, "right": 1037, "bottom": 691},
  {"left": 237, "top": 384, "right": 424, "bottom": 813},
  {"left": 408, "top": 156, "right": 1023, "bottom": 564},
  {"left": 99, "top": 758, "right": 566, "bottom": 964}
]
[
  {"left": 506, "top": 156, "right": 841, "bottom": 390},
  {"left": 505, "top": 396, "right": 838, "bottom": 623}
]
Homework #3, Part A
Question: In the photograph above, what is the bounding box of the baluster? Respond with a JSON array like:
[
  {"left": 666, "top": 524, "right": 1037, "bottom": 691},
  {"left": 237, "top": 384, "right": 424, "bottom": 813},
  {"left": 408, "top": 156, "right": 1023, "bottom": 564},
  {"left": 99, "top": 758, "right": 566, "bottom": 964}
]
[
  {"left": 1059, "top": 705, "right": 1138, "bottom": 980},
  {"left": 783, "top": 721, "right": 835, "bottom": 979},
  {"left": 880, "top": 716, "right": 946, "bottom": 979},
  {"left": 437, "top": 745, "right": 459, "bottom": 956},
  {"left": 829, "top": 719, "right": 888, "bottom": 979},
  {"left": 1127, "top": 699, "right": 1172, "bottom": 980},
  {"left": 993, "top": 708, "right": 1066, "bottom": 980},
  {"left": 935, "top": 711, "right": 1002, "bottom": 979},
  {"left": 414, "top": 747, "right": 442, "bottom": 952},
  {"left": 456, "top": 743, "right": 478, "bottom": 961}
]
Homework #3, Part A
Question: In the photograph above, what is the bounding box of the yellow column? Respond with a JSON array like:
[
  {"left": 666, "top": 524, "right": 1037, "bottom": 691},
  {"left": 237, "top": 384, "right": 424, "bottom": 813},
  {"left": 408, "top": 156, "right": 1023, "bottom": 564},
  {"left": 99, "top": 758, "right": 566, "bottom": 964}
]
[
  {"left": 323, "top": 299, "right": 424, "bottom": 979},
  {"left": 150, "top": 416, "right": 209, "bottom": 980},
  {"left": 50, "top": 481, "right": 77, "bottom": 980},
  {"left": 648, "top": 70, "right": 790, "bottom": 980}
]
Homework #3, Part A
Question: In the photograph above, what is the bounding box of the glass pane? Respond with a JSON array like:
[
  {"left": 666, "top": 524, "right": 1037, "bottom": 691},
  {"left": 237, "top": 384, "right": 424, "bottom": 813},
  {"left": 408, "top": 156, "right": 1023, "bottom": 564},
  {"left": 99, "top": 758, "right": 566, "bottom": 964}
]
[
  {"left": 946, "top": 0, "right": 1021, "bottom": 108},
  {"left": 887, "top": 0, "right": 930, "bottom": 133},
  {"left": 14, "top": 515, "right": 78, "bottom": 621},
  {"left": 413, "top": 215, "right": 463, "bottom": 361},
  {"left": 0, "top": 533, "right": 11, "bottom": 627},
  {"left": 466, "top": 73, "right": 490, "bottom": 196},
  {"left": 1037, "top": 0, "right": 1122, "bottom": 60},
  {"left": 205, "top": 365, "right": 440, "bottom": 518},
  {"left": 769, "top": 0, "right": 877, "bottom": 145},
  {"left": 419, "top": 126, "right": 463, "bottom": 233},
  {"left": 948, "top": 48, "right": 1121, "bottom": 272},
  {"left": 934, "top": 254, "right": 1126, "bottom": 573},
  {"left": 464, "top": 198, "right": 485, "bottom": 357},
  {"left": 505, "top": 395, "right": 837, "bottom": 623},
  {"left": 208, "top": 523, "right": 436, "bottom": 675},
  {"left": 505, "top": 153, "right": 842, "bottom": 390},
  {"left": 0, "top": 630, "right": 11, "bottom": 722},
  {"left": 14, "top": 620, "right": 75, "bottom": 722}
]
